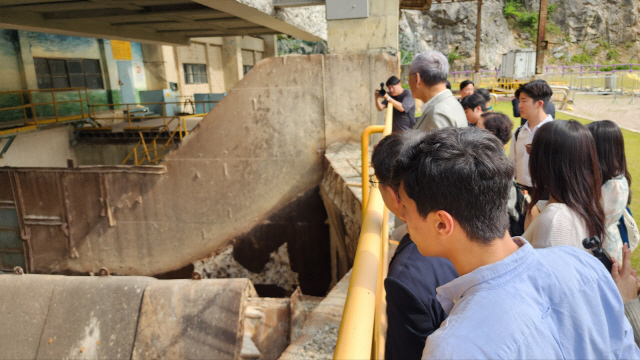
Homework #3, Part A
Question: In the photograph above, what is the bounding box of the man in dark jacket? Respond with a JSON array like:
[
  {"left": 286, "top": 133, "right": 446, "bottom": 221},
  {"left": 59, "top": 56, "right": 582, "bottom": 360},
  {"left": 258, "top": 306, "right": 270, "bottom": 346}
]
[{"left": 371, "top": 130, "right": 458, "bottom": 360}]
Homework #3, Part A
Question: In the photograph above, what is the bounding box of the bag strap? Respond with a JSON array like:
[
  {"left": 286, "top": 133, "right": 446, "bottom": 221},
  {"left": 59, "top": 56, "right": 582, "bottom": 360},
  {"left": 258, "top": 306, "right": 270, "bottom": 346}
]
[{"left": 514, "top": 125, "right": 523, "bottom": 141}]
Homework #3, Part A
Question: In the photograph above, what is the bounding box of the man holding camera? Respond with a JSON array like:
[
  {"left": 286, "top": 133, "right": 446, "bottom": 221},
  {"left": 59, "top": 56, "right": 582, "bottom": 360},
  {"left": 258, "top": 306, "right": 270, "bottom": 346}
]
[{"left": 375, "top": 76, "right": 416, "bottom": 132}]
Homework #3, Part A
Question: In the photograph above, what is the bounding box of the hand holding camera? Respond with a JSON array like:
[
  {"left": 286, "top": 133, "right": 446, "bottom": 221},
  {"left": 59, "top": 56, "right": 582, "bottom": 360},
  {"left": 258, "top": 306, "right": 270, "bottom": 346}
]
[{"left": 375, "top": 83, "right": 388, "bottom": 100}]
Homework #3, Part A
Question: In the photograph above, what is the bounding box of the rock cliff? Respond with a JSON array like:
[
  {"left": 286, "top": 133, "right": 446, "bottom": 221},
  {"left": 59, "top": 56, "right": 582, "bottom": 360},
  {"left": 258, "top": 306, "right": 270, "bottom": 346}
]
[{"left": 399, "top": 0, "right": 640, "bottom": 70}]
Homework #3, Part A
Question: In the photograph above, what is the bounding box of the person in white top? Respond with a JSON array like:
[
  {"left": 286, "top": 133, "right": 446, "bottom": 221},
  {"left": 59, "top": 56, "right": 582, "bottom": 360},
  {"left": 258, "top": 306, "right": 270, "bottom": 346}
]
[
  {"left": 522, "top": 120, "right": 606, "bottom": 251},
  {"left": 508, "top": 80, "right": 554, "bottom": 192},
  {"left": 587, "top": 120, "right": 634, "bottom": 262}
]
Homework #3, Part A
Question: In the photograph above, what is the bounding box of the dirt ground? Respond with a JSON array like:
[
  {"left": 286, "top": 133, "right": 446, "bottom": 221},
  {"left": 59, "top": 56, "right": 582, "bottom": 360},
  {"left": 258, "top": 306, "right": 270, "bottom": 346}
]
[{"left": 565, "top": 94, "right": 640, "bottom": 132}]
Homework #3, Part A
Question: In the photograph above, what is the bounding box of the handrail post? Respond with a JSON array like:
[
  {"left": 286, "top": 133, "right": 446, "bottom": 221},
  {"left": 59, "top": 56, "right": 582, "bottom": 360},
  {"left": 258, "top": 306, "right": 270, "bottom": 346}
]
[
  {"left": 334, "top": 188, "right": 385, "bottom": 360},
  {"left": 361, "top": 125, "right": 385, "bottom": 214},
  {"left": 361, "top": 106, "right": 394, "bottom": 214},
  {"left": 51, "top": 90, "right": 59, "bottom": 122}
]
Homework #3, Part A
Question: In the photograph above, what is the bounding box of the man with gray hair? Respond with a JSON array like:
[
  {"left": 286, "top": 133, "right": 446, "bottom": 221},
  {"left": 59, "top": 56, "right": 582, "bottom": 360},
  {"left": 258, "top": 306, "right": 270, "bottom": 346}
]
[{"left": 409, "top": 50, "right": 467, "bottom": 131}]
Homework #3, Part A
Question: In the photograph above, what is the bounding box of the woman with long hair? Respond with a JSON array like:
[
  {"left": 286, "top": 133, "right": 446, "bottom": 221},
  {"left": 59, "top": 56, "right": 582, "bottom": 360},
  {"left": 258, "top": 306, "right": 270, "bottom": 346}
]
[
  {"left": 523, "top": 120, "right": 605, "bottom": 249},
  {"left": 587, "top": 120, "right": 632, "bottom": 262}
]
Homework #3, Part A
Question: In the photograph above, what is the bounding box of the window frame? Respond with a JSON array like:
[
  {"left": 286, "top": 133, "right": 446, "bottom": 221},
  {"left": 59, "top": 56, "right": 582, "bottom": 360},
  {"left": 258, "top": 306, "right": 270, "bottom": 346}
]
[
  {"left": 34, "top": 57, "right": 104, "bottom": 90},
  {"left": 183, "top": 63, "right": 208, "bottom": 84}
]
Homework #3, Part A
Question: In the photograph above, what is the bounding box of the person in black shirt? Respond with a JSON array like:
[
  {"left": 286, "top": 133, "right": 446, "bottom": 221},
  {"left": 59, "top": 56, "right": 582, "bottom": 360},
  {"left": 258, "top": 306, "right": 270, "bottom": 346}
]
[
  {"left": 375, "top": 76, "right": 416, "bottom": 132},
  {"left": 460, "top": 93, "right": 487, "bottom": 127}
]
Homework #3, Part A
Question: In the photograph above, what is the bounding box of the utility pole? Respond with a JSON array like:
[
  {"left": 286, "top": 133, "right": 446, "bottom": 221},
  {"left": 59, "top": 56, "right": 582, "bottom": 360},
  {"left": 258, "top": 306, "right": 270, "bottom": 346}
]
[
  {"left": 475, "top": 0, "right": 482, "bottom": 73},
  {"left": 535, "top": 0, "right": 548, "bottom": 75}
]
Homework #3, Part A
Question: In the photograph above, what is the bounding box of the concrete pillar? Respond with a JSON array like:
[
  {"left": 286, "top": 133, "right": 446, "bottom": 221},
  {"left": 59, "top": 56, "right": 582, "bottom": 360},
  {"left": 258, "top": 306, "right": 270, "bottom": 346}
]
[
  {"left": 260, "top": 35, "right": 278, "bottom": 58},
  {"left": 15, "top": 31, "right": 37, "bottom": 89},
  {"left": 327, "top": 0, "right": 398, "bottom": 55},
  {"left": 98, "top": 39, "right": 120, "bottom": 104},
  {"left": 140, "top": 44, "right": 168, "bottom": 90},
  {"left": 221, "top": 36, "right": 244, "bottom": 92}
]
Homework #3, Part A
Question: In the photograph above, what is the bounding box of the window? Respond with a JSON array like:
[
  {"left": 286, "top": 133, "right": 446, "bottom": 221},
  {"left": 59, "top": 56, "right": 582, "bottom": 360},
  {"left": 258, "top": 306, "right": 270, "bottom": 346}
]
[
  {"left": 243, "top": 65, "right": 253, "bottom": 75},
  {"left": 34, "top": 58, "right": 104, "bottom": 90},
  {"left": 184, "top": 64, "right": 207, "bottom": 84}
]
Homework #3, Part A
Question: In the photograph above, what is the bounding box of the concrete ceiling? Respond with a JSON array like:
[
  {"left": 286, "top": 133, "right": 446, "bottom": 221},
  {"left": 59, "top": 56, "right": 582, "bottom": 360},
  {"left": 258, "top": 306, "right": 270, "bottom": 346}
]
[{"left": 0, "top": 0, "right": 324, "bottom": 45}]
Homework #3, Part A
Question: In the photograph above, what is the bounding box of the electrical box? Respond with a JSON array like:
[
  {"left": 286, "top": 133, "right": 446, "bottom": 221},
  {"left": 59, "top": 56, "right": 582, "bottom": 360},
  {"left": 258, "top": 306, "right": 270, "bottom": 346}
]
[
  {"left": 193, "top": 93, "right": 226, "bottom": 114},
  {"left": 139, "top": 89, "right": 181, "bottom": 116},
  {"left": 326, "top": 0, "right": 368, "bottom": 20},
  {"left": 605, "top": 75, "right": 617, "bottom": 90},
  {"left": 499, "top": 49, "right": 536, "bottom": 80}
]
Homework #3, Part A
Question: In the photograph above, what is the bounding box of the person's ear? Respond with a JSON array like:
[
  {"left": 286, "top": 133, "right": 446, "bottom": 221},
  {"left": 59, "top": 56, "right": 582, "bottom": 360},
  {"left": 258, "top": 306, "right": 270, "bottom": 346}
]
[
  {"left": 434, "top": 210, "right": 455, "bottom": 238},
  {"left": 415, "top": 72, "right": 423, "bottom": 87}
]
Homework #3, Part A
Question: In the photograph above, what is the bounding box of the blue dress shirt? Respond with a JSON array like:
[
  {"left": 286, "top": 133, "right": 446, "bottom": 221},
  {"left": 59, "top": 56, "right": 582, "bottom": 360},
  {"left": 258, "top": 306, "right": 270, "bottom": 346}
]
[
  {"left": 385, "top": 234, "right": 458, "bottom": 360},
  {"left": 423, "top": 237, "right": 640, "bottom": 359}
]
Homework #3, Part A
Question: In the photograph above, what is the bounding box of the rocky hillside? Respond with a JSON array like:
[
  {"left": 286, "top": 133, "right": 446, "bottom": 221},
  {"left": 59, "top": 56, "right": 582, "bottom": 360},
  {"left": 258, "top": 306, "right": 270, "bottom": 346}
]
[{"left": 399, "top": 0, "right": 640, "bottom": 71}]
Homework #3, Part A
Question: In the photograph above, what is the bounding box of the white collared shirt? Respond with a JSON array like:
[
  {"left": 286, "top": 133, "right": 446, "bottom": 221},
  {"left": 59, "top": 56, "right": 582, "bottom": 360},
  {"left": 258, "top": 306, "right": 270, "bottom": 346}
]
[{"left": 508, "top": 115, "right": 553, "bottom": 187}]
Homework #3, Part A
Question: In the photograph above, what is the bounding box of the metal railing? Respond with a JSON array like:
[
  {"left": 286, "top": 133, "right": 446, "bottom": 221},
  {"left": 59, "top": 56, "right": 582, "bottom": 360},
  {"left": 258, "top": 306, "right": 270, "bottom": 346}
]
[
  {"left": 334, "top": 105, "right": 393, "bottom": 360},
  {"left": 0, "top": 87, "right": 89, "bottom": 134},
  {"left": 88, "top": 100, "right": 218, "bottom": 127},
  {"left": 122, "top": 115, "right": 197, "bottom": 165}
]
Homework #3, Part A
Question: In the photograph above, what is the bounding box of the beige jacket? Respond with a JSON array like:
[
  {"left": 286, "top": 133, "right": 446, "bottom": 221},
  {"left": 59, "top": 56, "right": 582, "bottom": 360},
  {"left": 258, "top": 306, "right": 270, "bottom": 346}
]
[{"left": 413, "top": 89, "right": 467, "bottom": 132}]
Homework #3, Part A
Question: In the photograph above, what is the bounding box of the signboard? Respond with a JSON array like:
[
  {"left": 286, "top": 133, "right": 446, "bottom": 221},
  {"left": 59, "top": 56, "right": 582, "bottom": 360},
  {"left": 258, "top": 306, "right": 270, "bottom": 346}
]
[
  {"left": 133, "top": 60, "right": 147, "bottom": 88},
  {"left": 111, "top": 40, "right": 132, "bottom": 60}
]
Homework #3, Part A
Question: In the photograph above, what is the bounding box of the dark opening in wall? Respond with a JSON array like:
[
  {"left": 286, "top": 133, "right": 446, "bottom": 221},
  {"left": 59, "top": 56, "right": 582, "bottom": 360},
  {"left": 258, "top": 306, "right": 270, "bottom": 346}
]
[{"left": 232, "top": 186, "right": 331, "bottom": 297}]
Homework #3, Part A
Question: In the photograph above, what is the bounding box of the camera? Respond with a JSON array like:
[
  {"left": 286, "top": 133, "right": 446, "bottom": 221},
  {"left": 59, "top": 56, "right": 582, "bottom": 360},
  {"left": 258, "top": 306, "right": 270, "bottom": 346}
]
[
  {"left": 582, "top": 235, "right": 613, "bottom": 272},
  {"left": 377, "top": 83, "right": 386, "bottom": 97}
]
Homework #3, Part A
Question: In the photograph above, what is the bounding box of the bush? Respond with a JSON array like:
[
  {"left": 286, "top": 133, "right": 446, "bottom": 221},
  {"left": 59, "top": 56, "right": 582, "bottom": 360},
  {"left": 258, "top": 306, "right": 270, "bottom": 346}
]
[
  {"left": 503, "top": 0, "right": 559, "bottom": 40},
  {"left": 607, "top": 48, "right": 620, "bottom": 61},
  {"left": 571, "top": 53, "right": 593, "bottom": 64},
  {"left": 448, "top": 51, "right": 460, "bottom": 64}
]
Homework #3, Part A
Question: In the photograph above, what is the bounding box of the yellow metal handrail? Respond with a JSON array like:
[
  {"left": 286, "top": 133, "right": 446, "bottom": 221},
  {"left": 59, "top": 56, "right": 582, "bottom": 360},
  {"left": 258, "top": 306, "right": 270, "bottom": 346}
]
[
  {"left": 122, "top": 115, "right": 192, "bottom": 165},
  {"left": 0, "top": 87, "right": 89, "bottom": 136},
  {"left": 88, "top": 101, "right": 217, "bottom": 127},
  {"left": 335, "top": 105, "right": 393, "bottom": 360}
]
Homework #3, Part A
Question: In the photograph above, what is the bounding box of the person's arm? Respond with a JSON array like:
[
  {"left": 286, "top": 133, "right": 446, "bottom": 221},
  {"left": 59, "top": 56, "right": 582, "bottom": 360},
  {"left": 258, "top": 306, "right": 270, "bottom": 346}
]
[
  {"left": 386, "top": 95, "right": 405, "bottom": 113},
  {"left": 612, "top": 244, "right": 640, "bottom": 347},
  {"left": 375, "top": 90, "right": 386, "bottom": 112}
]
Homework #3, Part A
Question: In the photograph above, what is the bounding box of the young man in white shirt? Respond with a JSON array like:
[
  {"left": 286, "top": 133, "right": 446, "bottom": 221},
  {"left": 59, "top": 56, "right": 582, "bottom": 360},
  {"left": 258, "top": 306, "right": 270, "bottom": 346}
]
[{"left": 508, "top": 80, "right": 554, "bottom": 194}]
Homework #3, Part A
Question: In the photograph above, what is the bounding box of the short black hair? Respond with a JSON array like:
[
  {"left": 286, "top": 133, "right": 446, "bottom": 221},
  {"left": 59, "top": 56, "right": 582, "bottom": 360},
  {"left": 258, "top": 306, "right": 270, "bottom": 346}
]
[
  {"left": 395, "top": 127, "right": 513, "bottom": 244},
  {"left": 460, "top": 80, "right": 474, "bottom": 91},
  {"left": 474, "top": 88, "right": 492, "bottom": 103},
  {"left": 480, "top": 112, "right": 513, "bottom": 145},
  {"left": 460, "top": 93, "right": 487, "bottom": 112},
  {"left": 514, "top": 85, "right": 523, "bottom": 99},
  {"left": 445, "top": 80, "right": 451, "bottom": 90},
  {"left": 371, "top": 130, "right": 426, "bottom": 190},
  {"left": 386, "top": 76, "right": 401, "bottom": 87},
  {"left": 519, "top": 80, "right": 553, "bottom": 109}
]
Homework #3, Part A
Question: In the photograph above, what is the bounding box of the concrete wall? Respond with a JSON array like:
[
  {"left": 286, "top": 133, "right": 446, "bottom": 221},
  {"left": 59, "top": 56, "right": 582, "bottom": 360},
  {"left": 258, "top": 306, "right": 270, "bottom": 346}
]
[
  {"left": 0, "top": 30, "right": 22, "bottom": 91},
  {"left": 327, "top": 0, "right": 399, "bottom": 55},
  {"left": 74, "top": 143, "right": 136, "bottom": 166},
  {"left": 0, "top": 126, "right": 77, "bottom": 167},
  {"left": 3, "top": 54, "right": 395, "bottom": 278},
  {"left": 142, "top": 36, "right": 268, "bottom": 97}
]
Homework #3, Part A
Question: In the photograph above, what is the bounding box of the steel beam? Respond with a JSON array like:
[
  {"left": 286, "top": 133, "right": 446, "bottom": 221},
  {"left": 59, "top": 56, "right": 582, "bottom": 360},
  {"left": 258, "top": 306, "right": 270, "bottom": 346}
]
[
  {"left": 193, "top": 0, "right": 324, "bottom": 41},
  {"left": 273, "top": 0, "right": 325, "bottom": 8},
  {"left": 0, "top": 7, "right": 191, "bottom": 45}
]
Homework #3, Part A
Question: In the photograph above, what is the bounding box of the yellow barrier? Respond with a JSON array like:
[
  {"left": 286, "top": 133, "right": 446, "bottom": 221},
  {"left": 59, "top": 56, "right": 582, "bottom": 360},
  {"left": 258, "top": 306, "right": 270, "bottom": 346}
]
[
  {"left": 335, "top": 105, "right": 393, "bottom": 359},
  {"left": 121, "top": 115, "right": 198, "bottom": 165}
]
